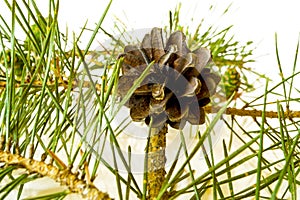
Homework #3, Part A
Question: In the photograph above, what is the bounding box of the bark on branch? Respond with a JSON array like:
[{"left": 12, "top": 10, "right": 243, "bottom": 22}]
[
  {"left": 204, "top": 106, "right": 300, "bottom": 118},
  {"left": 0, "top": 151, "right": 112, "bottom": 200}
]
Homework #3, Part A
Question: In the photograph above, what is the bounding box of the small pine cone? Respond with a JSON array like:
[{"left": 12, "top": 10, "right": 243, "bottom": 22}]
[
  {"left": 222, "top": 67, "right": 241, "bottom": 98},
  {"left": 0, "top": 50, "right": 24, "bottom": 78},
  {"left": 117, "top": 27, "right": 220, "bottom": 129}
]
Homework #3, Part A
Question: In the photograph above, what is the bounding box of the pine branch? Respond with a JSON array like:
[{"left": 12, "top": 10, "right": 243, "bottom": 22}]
[
  {"left": 147, "top": 124, "right": 168, "bottom": 200},
  {"left": 0, "top": 151, "right": 112, "bottom": 200},
  {"left": 3, "top": 77, "right": 299, "bottom": 120},
  {"left": 0, "top": 79, "right": 102, "bottom": 91},
  {"left": 204, "top": 106, "right": 300, "bottom": 118}
]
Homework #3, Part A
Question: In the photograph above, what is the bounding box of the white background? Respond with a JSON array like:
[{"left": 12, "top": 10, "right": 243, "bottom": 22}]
[
  {"left": 54, "top": 0, "right": 300, "bottom": 77},
  {"left": 1, "top": 0, "right": 300, "bottom": 78},
  {"left": 62, "top": 0, "right": 300, "bottom": 74}
]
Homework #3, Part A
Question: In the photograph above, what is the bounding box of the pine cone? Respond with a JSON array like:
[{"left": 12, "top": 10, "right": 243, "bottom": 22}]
[
  {"left": 0, "top": 50, "right": 24, "bottom": 78},
  {"left": 117, "top": 27, "right": 220, "bottom": 129},
  {"left": 222, "top": 67, "right": 241, "bottom": 98}
]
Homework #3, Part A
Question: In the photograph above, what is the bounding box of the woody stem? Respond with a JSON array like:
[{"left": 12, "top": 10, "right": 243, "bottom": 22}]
[
  {"left": 147, "top": 123, "right": 168, "bottom": 200},
  {"left": 0, "top": 150, "right": 112, "bottom": 200},
  {"left": 203, "top": 106, "right": 300, "bottom": 118}
]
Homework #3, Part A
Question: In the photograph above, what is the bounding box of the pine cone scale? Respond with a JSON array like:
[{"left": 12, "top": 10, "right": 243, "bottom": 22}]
[
  {"left": 193, "top": 47, "right": 212, "bottom": 73},
  {"left": 150, "top": 28, "right": 165, "bottom": 62}
]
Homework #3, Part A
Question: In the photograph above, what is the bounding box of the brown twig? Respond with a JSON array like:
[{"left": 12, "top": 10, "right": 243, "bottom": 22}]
[
  {"left": 0, "top": 151, "right": 112, "bottom": 200},
  {"left": 204, "top": 106, "right": 300, "bottom": 118},
  {"left": 147, "top": 124, "right": 168, "bottom": 200},
  {"left": 0, "top": 79, "right": 102, "bottom": 91}
]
